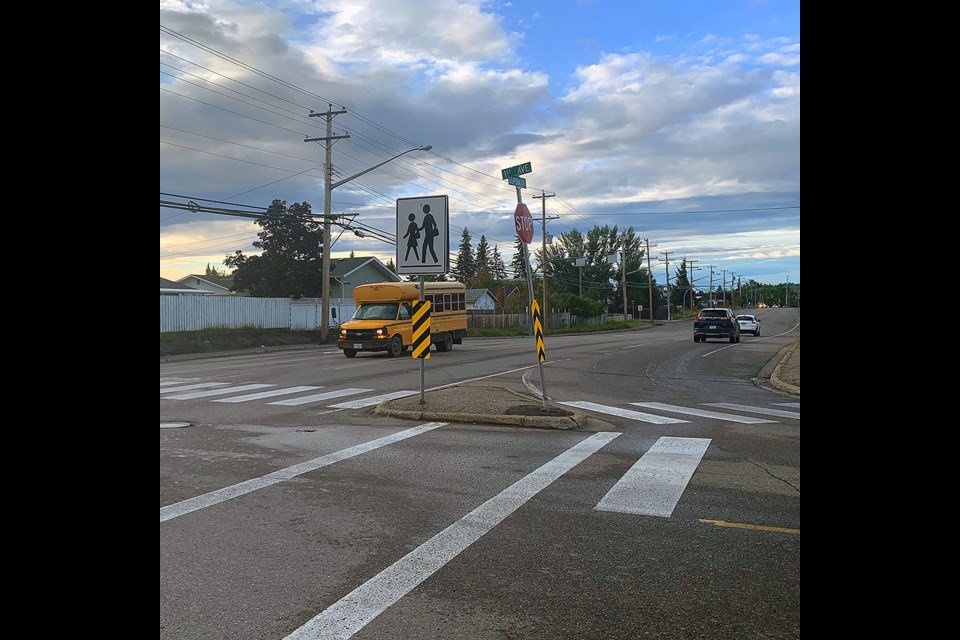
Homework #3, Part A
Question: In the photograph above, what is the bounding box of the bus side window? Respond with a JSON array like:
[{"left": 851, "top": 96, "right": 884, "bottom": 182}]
[
  {"left": 458, "top": 293, "right": 465, "bottom": 310},
  {"left": 435, "top": 295, "right": 444, "bottom": 312},
  {"left": 444, "top": 294, "right": 452, "bottom": 312},
  {"left": 399, "top": 303, "right": 412, "bottom": 320}
]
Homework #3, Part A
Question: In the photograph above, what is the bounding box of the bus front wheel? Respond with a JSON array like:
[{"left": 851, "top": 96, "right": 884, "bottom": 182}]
[{"left": 388, "top": 335, "right": 403, "bottom": 358}]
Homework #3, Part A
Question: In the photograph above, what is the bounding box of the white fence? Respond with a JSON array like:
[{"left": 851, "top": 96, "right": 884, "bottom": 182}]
[
  {"left": 466, "top": 309, "right": 609, "bottom": 329},
  {"left": 161, "top": 296, "right": 617, "bottom": 333},
  {"left": 160, "top": 296, "right": 355, "bottom": 333}
]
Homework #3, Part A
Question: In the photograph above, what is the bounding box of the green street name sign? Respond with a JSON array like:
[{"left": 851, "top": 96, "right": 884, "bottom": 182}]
[{"left": 501, "top": 162, "right": 533, "bottom": 179}]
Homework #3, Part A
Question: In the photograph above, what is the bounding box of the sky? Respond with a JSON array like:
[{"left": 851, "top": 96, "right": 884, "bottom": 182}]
[{"left": 160, "top": 0, "right": 800, "bottom": 291}]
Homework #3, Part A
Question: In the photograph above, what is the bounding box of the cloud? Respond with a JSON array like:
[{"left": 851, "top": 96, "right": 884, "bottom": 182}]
[{"left": 161, "top": 3, "right": 799, "bottom": 285}]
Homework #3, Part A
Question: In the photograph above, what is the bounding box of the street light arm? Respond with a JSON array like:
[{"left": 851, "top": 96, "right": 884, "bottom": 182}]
[{"left": 330, "top": 145, "right": 432, "bottom": 189}]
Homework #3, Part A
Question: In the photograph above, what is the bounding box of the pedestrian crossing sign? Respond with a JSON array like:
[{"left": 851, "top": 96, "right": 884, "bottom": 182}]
[{"left": 396, "top": 195, "right": 449, "bottom": 275}]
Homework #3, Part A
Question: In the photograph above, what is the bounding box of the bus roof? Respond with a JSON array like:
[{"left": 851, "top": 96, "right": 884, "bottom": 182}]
[{"left": 353, "top": 281, "right": 465, "bottom": 303}]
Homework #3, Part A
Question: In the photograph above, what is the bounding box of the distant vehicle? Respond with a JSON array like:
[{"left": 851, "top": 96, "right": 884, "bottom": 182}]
[
  {"left": 337, "top": 281, "right": 467, "bottom": 358},
  {"left": 694, "top": 308, "right": 740, "bottom": 343},
  {"left": 736, "top": 314, "right": 760, "bottom": 336}
]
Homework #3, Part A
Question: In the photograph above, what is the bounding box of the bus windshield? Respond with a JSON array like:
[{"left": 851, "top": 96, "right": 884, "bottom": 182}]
[{"left": 352, "top": 303, "right": 399, "bottom": 320}]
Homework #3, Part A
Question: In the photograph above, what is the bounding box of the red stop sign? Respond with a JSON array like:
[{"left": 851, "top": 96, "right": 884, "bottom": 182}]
[{"left": 514, "top": 203, "right": 534, "bottom": 244}]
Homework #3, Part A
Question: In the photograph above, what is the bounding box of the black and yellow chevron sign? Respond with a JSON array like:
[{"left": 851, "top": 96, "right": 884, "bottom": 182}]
[
  {"left": 411, "top": 300, "right": 432, "bottom": 359},
  {"left": 531, "top": 300, "right": 545, "bottom": 362}
]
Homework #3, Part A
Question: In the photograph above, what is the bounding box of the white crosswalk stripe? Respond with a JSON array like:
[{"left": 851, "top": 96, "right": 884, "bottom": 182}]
[
  {"left": 165, "top": 384, "right": 275, "bottom": 400},
  {"left": 631, "top": 402, "right": 774, "bottom": 424},
  {"left": 213, "top": 386, "right": 322, "bottom": 403},
  {"left": 559, "top": 401, "right": 689, "bottom": 424},
  {"left": 160, "top": 378, "right": 197, "bottom": 387},
  {"left": 596, "top": 436, "right": 711, "bottom": 517},
  {"left": 268, "top": 388, "right": 373, "bottom": 406},
  {"left": 160, "top": 382, "right": 229, "bottom": 394},
  {"left": 328, "top": 390, "right": 418, "bottom": 409},
  {"left": 774, "top": 402, "right": 801, "bottom": 408},
  {"left": 704, "top": 403, "right": 800, "bottom": 419}
]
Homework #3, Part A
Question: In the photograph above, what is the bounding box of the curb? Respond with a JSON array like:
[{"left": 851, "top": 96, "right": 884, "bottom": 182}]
[
  {"left": 373, "top": 405, "right": 585, "bottom": 430},
  {"left": 770, "top": 341, "right": 801, "bottom": 396}
]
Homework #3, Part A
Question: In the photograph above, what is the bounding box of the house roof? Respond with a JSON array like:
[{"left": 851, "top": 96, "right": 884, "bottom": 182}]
[
  {"left": 160, "top": 277, "right": 197, "bottom": 290},
  {"left": 179, "top": 274, "right": 235, "bottom": 291},
  {"left": 331, "top": 257, "right": 401, "bottom": 281},
  {"left": 466, "top": 288, "right": 495, "bottom": 301}
]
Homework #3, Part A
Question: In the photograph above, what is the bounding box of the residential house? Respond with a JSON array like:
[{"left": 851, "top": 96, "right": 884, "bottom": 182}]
[
  {"left": 330, "top": 256, "right": 401, "bottom": 300},
  {"left": 466, "top": 288, "right": 497, "bottom": 310},
  {"left": 177, "top": 274, "right": 242, "bottom": 295},
  {"left": 160, "top": 277, "right": 205, "bottom": 295}
]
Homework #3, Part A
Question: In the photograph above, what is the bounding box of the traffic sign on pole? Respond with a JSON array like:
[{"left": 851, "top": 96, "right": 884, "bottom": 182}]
[
  {"left": 501, "top": 162, "right": 533, "bottom": 180},
  {"left": 531, "top": 300, "right": 545, "bottom": 363},
  {"left": 515, "top": 203, "right": 534, "bottom": 244},
  {"left": 411, "top": 300, "right": 431, "bottom": 359},
  {"left": 507, "top": 176, "right": 526, "bottom": 188},
  {"left": 396, "top": 195, "right": 449, "bottom": 275}
]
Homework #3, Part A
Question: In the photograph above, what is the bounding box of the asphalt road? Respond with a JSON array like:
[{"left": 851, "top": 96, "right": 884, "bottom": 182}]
[{"left": 161, "top": 307, "right": 800, "bottom": 640}]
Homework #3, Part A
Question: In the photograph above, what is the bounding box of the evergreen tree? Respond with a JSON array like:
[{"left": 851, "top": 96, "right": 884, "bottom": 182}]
[
  {"left": 451, "top": 228, "right": 476, "bottom": 283},
  {"left": 491, "top": 244, "right": 506, "bottom": 280},
  {"left": 205, "top": 263, "right": 225, "bottom": 277},
  {"left": 385, "top": 257, "right": 397, "bottom": 275},
  {"left": 672, "top": 259, "right": 691, "bottom": 307},
  {"left": 511, "top": 236, "right": 527, "bottom": 280},
  {"left": 475, "top": 235, "right": 491, "bottom": 275}
]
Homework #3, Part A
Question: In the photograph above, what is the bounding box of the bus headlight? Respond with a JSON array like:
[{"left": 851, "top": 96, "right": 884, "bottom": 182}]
[
  {"left": 339, "top": 328, "right": 347, "bottom": 338},
  {"left": 375, "top": 328, "right": 386, "bottom": 337}
]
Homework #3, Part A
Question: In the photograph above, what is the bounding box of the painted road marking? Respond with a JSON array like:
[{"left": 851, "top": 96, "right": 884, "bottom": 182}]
[
  {"left": 328, "top": 390, "right": 418, "bottom": 409},
  {"left": 284, "top": 432, "right": 621, "bottom": 640},
  {"left": 596, "top": 436, "right": 711, "bottom": 517},
  {"left": 631, "top": 402, "right": 774, "bottom": 424},
  {"left": 699, "top": 519, "right": 800, "bottom": 535},
  {"left": 704, "top": 403, "right": 800, "bottom": 419},
  {"left": 160, "top": 422, "right": 448, "bottom": 523},
  {"left": 269, "top": 389, "right": 373, "bottom": 406},
  {"left": 213, "top": 386, "right": 322, "bottom": 403},
  {"left": 160, "top": 382, "right": 229, "bottom": 394},
  {"left": 160, "top": 378, "right": 197, "bottom": 387},
  {"left": 559, "top": 401, "right": 689, "bottom": 424},
  {"left": 774, "top": 402, "right": 801, "bottom": 408},
  {"left": 164, "top": 384, "right": 274, "bottom": 400}
]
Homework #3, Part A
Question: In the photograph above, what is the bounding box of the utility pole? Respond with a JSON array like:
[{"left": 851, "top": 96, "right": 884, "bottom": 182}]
[
  {"left": 708, "top": 265, "right": 715, "bottom": 304},
  {"left": 532, "top": 191, "right": 556, "bottom": 329},
  {"left": 686, "top": 258, "right": 698, "bottom": 314},
  {"left": 645, "top": 238, "right": 654, "bottom": 322},
  {"left": 785, "top": 275, "right": 790, "bottom": 308},
  {"left": 622, "top": 244, "right": 628, "bottom": 320},
  {"left": 721, "top": 269, "right": 727, "bottom": 305},
  {"left": 661, "top": 250, "right": 672, "bottom": 320},
  {"left": 305, "top": 105, "right": 349, "bottom": 343}
]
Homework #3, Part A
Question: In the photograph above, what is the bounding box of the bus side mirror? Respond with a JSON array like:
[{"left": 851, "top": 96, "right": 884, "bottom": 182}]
[{"left": 331, "top": 308, "right": 337, "bottom": 319}]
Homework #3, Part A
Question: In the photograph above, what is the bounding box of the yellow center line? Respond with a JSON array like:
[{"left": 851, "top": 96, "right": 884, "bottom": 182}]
[{"left": 699, "top": 519, "right": 800, "bottom": 535}]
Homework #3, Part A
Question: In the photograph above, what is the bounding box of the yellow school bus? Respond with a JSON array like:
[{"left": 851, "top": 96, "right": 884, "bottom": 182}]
[{"left": 337, "top": 281, "right": 468, "bottom": 358}]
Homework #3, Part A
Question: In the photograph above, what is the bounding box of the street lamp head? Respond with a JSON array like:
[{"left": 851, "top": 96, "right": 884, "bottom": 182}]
[{"left": 419, "top": 145, "right": 433, "bottom": 152}]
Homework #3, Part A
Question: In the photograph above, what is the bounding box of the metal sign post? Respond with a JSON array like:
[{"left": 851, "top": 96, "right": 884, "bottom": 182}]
[
  {"left": 411, "top": 278, "right": 433, "bottom": 403},
  {"left": 397, "top": 195, "right": 448, "bottom": 404},
  {"left": 504, "top": 163, "right": 548, "bottom": 410}
]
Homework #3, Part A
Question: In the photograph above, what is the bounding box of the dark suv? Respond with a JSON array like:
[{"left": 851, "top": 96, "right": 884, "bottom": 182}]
[{"left": 694, "top": 308, "right": 741, "bottom": 343}]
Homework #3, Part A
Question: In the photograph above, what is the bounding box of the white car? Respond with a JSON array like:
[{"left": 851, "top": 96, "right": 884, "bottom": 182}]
[{"left": 736, "top": 314, "right": 760, "bottom": 336}]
